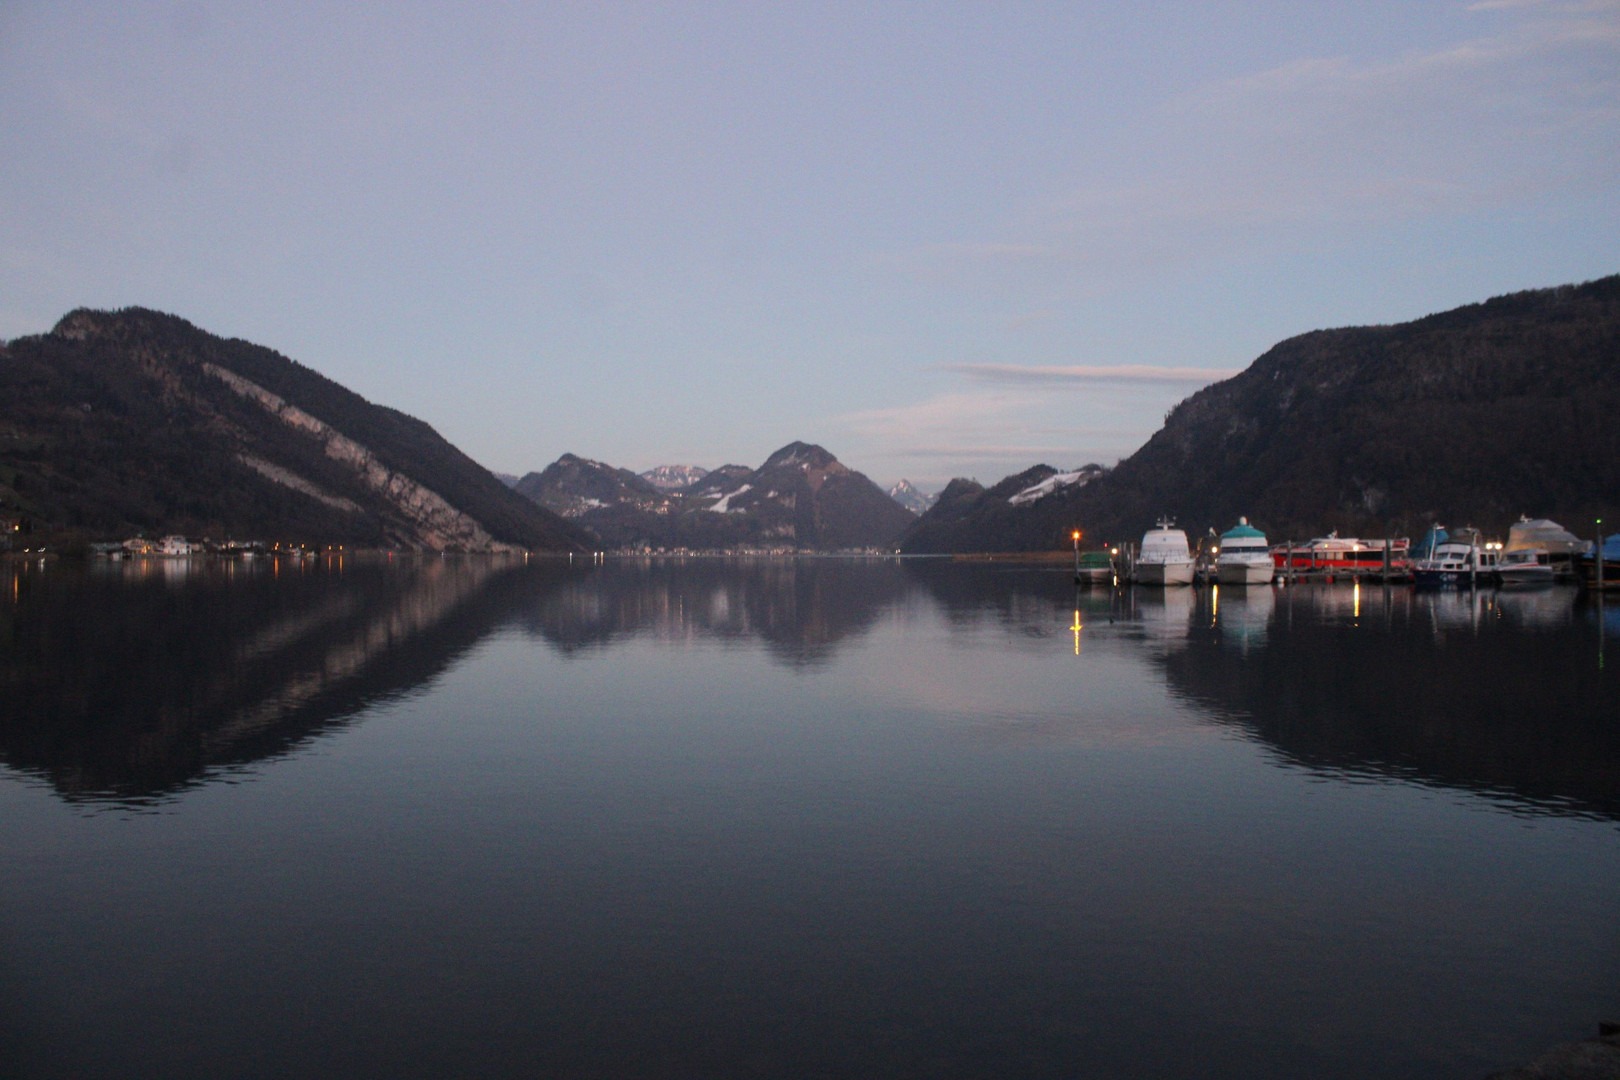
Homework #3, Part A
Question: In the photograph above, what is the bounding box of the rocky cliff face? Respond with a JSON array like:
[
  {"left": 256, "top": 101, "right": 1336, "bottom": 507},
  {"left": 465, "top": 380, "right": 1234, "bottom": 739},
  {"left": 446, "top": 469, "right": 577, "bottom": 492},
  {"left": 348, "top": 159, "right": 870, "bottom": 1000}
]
[
  {"left": 0, "top": 308, "right": 593, "bottom": 551},
  {"left": 902, "top": 274, "right": 1620, "bottom": 552}
]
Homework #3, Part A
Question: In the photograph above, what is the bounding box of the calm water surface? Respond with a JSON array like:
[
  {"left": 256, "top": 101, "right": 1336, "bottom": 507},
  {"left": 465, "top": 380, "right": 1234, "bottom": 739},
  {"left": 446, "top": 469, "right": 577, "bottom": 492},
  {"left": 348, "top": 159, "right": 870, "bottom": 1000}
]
[{"left": 1, "top": 555, "right": 1617, "bottom": 1079}]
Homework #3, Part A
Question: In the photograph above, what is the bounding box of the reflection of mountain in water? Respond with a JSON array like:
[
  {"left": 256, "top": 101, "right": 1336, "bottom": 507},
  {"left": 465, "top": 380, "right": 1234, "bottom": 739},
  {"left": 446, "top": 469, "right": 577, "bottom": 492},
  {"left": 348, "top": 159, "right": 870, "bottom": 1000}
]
[
  {"left": 519, "top": 557, "right": 910, "bottom": 668},
  {"left": 899, "top": 561, "right": 1093, "bottom": 639},
  {"left": 1165, "top": 584, "right": 1620, "bottom": 821},
  {"left": 0, "top": 555, "right": 558, "bottom": 805}
]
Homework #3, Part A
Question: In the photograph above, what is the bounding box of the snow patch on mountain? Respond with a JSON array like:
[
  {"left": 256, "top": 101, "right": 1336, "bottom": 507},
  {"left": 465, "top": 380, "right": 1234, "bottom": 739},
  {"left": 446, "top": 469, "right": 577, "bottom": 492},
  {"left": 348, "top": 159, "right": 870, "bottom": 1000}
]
[
  {"left": 640, "top": 464, "right": 709, "bottom": 491},
  {"left": 709, "top": 484, "right": 752, "bottom": 513},
  {"left": 1008, "top": 467, "right": 1102, "bottom": 507}
]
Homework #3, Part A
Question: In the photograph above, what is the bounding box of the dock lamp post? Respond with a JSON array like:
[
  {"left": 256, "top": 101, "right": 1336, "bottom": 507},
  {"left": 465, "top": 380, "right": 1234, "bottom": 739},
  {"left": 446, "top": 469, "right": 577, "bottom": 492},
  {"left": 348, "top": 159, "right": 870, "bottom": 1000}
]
[
  {"left": 1599, "top": 518, "right": 1605, "bottom": 591},
  {"left": 1072, "top": 530, "right": 1082, "bottom": 581}
]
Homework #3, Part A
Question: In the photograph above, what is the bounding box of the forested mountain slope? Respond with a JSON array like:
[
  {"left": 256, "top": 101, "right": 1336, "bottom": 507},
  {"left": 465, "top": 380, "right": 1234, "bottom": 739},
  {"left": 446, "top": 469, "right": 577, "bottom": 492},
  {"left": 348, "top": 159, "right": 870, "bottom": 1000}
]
[
  {"left": 902, "top": 275, "right": 1620, "bottom": 552},
  {"left": 0, "top": 308, "right": 592, "bottom": 551}
]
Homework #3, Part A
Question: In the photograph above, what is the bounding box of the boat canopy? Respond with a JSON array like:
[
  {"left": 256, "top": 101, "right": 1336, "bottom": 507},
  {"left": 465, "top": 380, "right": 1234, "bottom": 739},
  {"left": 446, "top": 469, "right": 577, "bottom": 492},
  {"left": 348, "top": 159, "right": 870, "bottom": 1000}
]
[
  {"left": 1601, "top": 534, "right": 1620, "bottom": 561},
  {"left": 1506, "top": 516, "right": 1583, "bottom": 555},
  {"left": 1140, "top": 523, "right": 1191, "bottom": 558},
  {"left": 1413, "top": 526, "right": 1449, "bottom": 560},
  {"left": 1221, "top": 520, "right": 1266, "bottom": 542}
]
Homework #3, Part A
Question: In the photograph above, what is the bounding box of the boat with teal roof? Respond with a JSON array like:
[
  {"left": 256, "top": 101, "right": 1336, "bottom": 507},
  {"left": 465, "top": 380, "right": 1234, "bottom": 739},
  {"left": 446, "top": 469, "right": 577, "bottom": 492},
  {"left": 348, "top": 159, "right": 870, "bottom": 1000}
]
[{"left": 1215, "top": 518, "right": 1274, "bottom": 585}]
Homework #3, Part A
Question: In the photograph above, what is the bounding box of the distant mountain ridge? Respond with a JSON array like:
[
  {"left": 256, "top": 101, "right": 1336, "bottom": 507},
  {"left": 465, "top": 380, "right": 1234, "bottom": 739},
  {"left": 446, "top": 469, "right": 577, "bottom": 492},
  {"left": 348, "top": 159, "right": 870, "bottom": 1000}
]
[
  {"left": 902, "top": 274, "right": 1620, "bottom": 552},
  {"left": 516, "top": 441, "right": 915, "bottom": 550},
  {"left": 0, "top": 308, "right": 592, "bottom": 551}
]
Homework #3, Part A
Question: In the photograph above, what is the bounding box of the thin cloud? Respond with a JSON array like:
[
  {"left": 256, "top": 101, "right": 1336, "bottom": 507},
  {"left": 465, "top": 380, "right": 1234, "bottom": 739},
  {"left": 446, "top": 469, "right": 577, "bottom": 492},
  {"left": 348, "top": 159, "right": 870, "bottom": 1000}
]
[
  {"left": 891, "top": 2, "right": 1620, "bottom": 288},
  {"left": 945, "top": 363, "right": 1240, "bottom": 386}
]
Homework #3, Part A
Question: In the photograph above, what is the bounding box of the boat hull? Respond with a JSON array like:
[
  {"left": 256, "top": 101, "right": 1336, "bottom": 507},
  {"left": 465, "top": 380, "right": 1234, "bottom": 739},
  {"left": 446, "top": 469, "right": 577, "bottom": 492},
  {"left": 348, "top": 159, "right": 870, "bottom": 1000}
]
[
  {"left": 1413, "top": 569, "right": 1481, "bottom": 589},
  {"left": 1216, "top": 561, "right": 1274, "bottom": 585},
  {"left": 1497, "top": 566, "right": 1555, "bottom": 587},
  {"left": 1134, "top": 561, "right": 1195, "bottom": 587},
  {"left": 1075, "top": 567, "right": 1114, "bottom": 585}
]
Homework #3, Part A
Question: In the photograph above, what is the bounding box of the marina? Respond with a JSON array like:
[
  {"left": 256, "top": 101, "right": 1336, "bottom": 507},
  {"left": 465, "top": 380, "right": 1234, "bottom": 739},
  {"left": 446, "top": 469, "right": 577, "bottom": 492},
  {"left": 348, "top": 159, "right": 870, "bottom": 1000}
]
[{"left": 1089, "top": 514, "right": 1614, "bottom": 592}]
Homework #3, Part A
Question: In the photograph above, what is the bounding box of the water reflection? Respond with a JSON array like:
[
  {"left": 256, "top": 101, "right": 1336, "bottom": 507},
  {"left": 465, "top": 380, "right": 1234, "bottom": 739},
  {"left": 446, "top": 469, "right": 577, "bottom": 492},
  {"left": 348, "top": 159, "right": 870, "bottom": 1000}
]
[
  {"left": 1165, "top": 583, "right": 1620, "bottom": 820},
  {"left": 3, "top": 561, "right": 1617, "bottom": 1080},
  {"left": 1214, "top": 584, "right": 1273, "bottom": 652},
  {"left": 519, "top": 556, "right": 910, "bottom": 667},
  {"left": 0, "top": 554, "right": 552, "bottom": 805},
  {"left": 4, "top": 559, "right": 1616, "bottom": 824}
]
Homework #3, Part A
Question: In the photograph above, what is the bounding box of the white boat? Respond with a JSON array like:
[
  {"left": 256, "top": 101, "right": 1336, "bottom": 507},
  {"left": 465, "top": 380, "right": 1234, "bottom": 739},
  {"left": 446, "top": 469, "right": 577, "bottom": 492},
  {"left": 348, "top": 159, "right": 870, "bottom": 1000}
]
[
  {"left": 1507, "top": 515, "right": 1584, "bottom": 581},
  {"left": 1505, "top": 516, "right": 1584, "bottom": 556},
  {"left": 1412, "top": 527, "right": 1493, "bottom": 588},
  {"left": 1496, "top": 547, "right": 1555, "bottom": 587},
  {"left": 1215, "top": 518, "right": 1273, "bottom": 585},
  {"left": 1133, "top": 519, "right": 1195, "bottom": 586}
]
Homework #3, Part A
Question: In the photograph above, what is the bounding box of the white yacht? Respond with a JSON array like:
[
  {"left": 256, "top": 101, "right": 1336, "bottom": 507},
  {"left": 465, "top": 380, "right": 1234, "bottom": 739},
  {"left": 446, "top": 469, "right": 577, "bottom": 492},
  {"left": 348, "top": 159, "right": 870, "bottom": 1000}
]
[
  {"left": 1496, "top": 547, "right": 1555, "bottom": 587},
  {"left": 1215, "top": 518, "right": 1274, "bottom": 585},
  {"left": 1133, "top": 519, "right": 1195, "bottom": 586}
]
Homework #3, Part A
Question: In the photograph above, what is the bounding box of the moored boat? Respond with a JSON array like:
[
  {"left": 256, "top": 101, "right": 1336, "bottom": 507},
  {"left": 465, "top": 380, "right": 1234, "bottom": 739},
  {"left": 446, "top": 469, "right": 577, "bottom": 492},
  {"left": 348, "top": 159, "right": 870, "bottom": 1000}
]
[
  {"left": 1133, "top": 519, "right": 1195, "bottom": 586},
  {"left": 1215, "top": 518, "right": 1273, "bottom": 585},
  {"left": 1412, "top": 527, "right": 1491, "bottom": 588},
  {"left": 1496, "top": 547, "right": 1555, "bottom": 587},
  {"left": 1575, "top": 533, "right": 1620, "bottom": 591},
  {"left": 1506, "top": 516, "right": 1585, "bottom": 581},
  {"left": 1074, "top": 550, "right": 1115, "bottom": 585},
  {"left": 1272, "top": 532, "right": 1409, "bottom": 576}
]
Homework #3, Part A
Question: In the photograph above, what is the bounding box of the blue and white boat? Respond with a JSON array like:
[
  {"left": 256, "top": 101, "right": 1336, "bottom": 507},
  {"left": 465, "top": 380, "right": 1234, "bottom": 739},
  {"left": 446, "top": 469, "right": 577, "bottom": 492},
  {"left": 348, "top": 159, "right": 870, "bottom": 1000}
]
[
  {"left": 1412, "top": 527, "right": 1492, "bottom": 588},
  {"left": 1215, "top": 518, "right": 1273, "bottom": 585}
]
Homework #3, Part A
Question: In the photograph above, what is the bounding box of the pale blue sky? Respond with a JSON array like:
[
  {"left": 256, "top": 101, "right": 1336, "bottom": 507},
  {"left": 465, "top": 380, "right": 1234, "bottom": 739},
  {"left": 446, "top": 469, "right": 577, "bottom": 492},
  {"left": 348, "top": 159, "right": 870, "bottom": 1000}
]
[{"left": 2, "top": 1, "right": 1616, "bottom": 487}]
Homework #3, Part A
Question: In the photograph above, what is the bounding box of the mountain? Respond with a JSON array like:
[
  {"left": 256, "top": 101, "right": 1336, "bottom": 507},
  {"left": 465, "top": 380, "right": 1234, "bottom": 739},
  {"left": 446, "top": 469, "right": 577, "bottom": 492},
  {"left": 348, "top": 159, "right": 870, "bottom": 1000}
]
[
  {"left": 887, "top": 479, "right": 937, "bottom": 514},
  {"left": 515, "top": 441, "right": 915, "bottom": 550},
  {"left": 686, "top": 441, "right": 917, "bottom": 549},
  {"left": 899, "top": 465, "right": 1107, "bottom": 553},
  {"left": 493, "top": 472, "right": 521, "bottom": 488},
  {"left": 640, "top": 464, "right": 709, "bottom": 491},
  {"left": 902, "top": 275, "right": 1620, "bottom": 552},
  {"left": 514, "top": 454, "right": 673, "bottom": 518},
  {"left": 0, "top": 308, "right": 593, "bottom": 551}
]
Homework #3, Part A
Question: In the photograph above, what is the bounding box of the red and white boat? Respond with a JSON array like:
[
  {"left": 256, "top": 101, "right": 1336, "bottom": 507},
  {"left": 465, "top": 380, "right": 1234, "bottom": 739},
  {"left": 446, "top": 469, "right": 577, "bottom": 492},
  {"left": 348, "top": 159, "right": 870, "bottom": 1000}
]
[{"left": 1272, "top": 533, "right": 1410, "bottom": 575}]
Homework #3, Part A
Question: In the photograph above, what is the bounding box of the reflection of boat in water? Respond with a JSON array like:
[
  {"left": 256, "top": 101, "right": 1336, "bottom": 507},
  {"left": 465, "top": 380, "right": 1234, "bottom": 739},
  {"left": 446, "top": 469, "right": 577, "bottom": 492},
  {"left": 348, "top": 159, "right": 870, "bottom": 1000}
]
[
  {"left": 1496, "top": 548, "right": 1555, "bottom": 587},
  {"left": 1215, "top": 518, "right": 1274, "bottom": 585},
  {"left": 1413, "top": 587, "right": 1492, "bottom": 632},
  {"left": 1494, "top": 586, "right": 1577, "bottom": 629},
  {"left": 1126, "top": 586, "right": 1196, "bottom": 643},
  {"left": 1214, "top": 582, "right": 1273, "bottom": 650},
  {"left": 1133, "top": 519, "right": 1194, "bottom": 587}
]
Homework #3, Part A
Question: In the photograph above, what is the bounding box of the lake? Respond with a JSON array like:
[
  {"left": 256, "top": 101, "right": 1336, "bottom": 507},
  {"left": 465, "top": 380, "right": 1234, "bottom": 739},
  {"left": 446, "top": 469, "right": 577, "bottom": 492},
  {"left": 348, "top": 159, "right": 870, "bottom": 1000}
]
[{"left": 2, "top": 554, "right": 1617, "bottom": 1079}]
